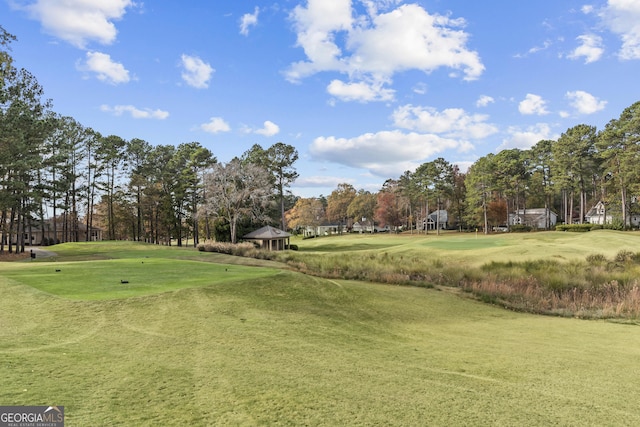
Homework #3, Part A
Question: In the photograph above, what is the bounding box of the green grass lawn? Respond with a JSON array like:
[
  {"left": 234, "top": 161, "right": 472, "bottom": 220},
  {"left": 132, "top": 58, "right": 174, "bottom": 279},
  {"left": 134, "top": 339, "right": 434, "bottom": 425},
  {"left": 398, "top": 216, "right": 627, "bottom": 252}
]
[
  {"left": 1, "top": 239, "right": 640, "bottom": 425},
  {"left": 1, "top": 257, "right": 280, "bottom": 300}
]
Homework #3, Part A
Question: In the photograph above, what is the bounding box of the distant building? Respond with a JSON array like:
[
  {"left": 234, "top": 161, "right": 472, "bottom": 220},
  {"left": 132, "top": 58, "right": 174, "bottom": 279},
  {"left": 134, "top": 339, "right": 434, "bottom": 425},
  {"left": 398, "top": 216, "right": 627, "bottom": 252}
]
[
  {"left": 508, "top": 208, "right": 557, "bottom": 229},
  {"left": 19, "top": 218, "right": 103, "bottom": 245},
  {"left": 585, "top": 201, "right": 611, "bottom": 225},
  {"left": 302, "top": 222, "right": 342, "bottom": 237},
  {"left": 243, "top": 225, "right": 291, "bottom": 251},
  {"left": 586, "top": 201, "right": 640, "bottom": 227},
  {"left": 352, "top": 220, "right": 390, "bottom": 233},
  {"left": 419, "top": 210, "right": 448, "bottom": 230},
  {"left": 352, "top": 219, "right": 374, "bottom": 233}
]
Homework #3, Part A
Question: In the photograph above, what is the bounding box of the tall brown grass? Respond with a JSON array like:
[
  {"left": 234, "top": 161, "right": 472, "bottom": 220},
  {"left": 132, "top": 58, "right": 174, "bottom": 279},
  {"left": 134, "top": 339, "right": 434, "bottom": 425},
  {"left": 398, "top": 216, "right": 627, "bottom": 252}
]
[{"left": 462, "top": 276, "right": 640, "bottom": 318}]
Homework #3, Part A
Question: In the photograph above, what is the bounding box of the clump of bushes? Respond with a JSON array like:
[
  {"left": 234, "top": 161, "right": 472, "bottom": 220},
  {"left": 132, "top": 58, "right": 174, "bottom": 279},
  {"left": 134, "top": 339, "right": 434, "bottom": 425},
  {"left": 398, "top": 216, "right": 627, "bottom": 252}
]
[
  {"left": 197, "top": 240, "right": 295, "bottom": 260},
  {"left": 197, "top": 241, "right": 259, "bottom": 257},
  {"left": 614, "top": 249, "right": 639, "bottom": 263},
  {"left": 509, "top": 225, "right": 533, "bottom": 233},
  {"left": 556, "top": 222, "right": 626, "bottom": 232},
  {"left": 586, "top": 253, "right": 607, "bottom": 266},
  {"left": 555, "top": 224, "right": 594, "bottom": 232}
]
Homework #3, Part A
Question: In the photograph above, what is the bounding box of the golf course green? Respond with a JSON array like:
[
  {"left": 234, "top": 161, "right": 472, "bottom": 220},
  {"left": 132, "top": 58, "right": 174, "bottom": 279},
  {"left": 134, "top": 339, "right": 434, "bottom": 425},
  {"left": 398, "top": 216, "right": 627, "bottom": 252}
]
[{"left": 1, "top": 235, "right": 639, "bottom": 425}]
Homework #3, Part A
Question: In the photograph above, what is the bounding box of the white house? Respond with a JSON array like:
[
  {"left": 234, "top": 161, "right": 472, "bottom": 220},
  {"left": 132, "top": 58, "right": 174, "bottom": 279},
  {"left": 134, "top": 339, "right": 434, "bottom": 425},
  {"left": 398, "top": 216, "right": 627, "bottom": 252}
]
[
  {"left": 302, "top": 222, "right": 341, "bottom": 237},
  {"left": 352, "top": 219, "right": 375, "bottom": 233},
  {"left": 508, "top": 208, "right": 557, "bottom": 229},
  {"left": 585, "top": 201, "right": 611, "bottom": 225},
  {"left": 586, "top": 201, "right": 640, "bottom": 227}
]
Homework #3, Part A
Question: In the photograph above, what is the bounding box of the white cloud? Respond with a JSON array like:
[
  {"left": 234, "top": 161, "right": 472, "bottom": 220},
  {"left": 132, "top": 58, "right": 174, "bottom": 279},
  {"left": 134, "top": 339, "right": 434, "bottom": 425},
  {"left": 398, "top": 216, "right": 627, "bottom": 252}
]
[
  {"left": 519, "top": 94, "right": 549, "bottom": 115},
  {"left": 513, "top": 40, "right": 553, "bottom": 59},
  {"left": 240, "top": 7, "right": 259, "bottom": 36},
  {"left": 327, "top": 79, "right": 395, "bottom": 102},
  {"left": 100, "top": 104, "right": 169, "bottom": 120},
  {"left": 528, "top": 40, "right": 552, "bottom": 55},
  {"left": 568, "top": 34, "right": 604, "bottom": 63},
  {"left": 476, "top": 95, "right": 495, "bottom": 108},
  {"left": 294, "top": 175, "right": 355, "bottom": 188},
  {"left": 412, "top": 82, "right": 428, "bottom": 95},
  {"left": 286, "top": 2, "right": 483, "bottom": 102},
  {"left": 500, "top": 123, "right": 555, "bottom": 150},
  {"left": 80, "top": 51, "right": 130, "bottom": 84},
  {"left": 180, "top": 54, "right": 214, "bottom": 89},
  {"left": 287, "top": 0, "right": 353, "bottom": 81},
  {"left": 392, "top": 105, "right": 498, "bottom": 140},
  {"left": 16, "top": 0, "right": 133, "bottom": 48},
  {"left": 200, "top": 117, "right": 231, "bottom": 134},
  {"left": 292, "top": 0, "right": 353, "bottom": 35},
  {"left": 309, "top": 130, "right": 471, "bottom": 177},
  {"left": 599, "top": 0, "right": 640, "bottom": 59},
  {"left": 566, "top": 90, "right": 607, "bottom": 114},
  {"left": 582, "top": 5, "right": 595, "bottom": 14},
  {"left": 255, "top": 120, "right": 280, "bottom": 136},
  {"left": 346, "top": 5, "right": 484, "bottom": 80}
]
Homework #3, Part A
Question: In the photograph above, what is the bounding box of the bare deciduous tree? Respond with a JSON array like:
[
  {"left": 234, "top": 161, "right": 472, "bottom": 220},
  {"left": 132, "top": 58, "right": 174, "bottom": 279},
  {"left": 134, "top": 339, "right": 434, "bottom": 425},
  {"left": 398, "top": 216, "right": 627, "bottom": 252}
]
[{"left": 203, "top": 158, "right": 271, "bottom": 243}]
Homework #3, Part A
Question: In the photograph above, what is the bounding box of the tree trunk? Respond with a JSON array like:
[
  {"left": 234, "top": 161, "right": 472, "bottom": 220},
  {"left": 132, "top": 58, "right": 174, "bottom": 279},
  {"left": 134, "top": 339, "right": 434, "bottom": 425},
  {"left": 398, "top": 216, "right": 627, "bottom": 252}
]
[
  {"left": 1, "top": 209, "right": 7, "bottom": 253},
  {"left": 482, "top": 185, "right": 489, "bottom": 235},
  {"left": 620, "top": 184, "right": 627, "bottom": 228},
  {"left": 569, "top": 191, "right": 574, "bottom": 224},
  {"left": 8, "top": 206, "right": 16, "bottom": 253},
  {"left": 436, "top": 197, "right": 441, "bottom": 236},
  {"left": 230, "top": 214, "right": 238, "bottom": 244}
]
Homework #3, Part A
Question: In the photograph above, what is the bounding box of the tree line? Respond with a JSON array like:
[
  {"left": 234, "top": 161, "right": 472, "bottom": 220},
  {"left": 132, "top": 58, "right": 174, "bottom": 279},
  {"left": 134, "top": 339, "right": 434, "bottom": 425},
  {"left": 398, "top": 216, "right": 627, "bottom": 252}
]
[
  {"left": 288, "top": 103, "right": 640, "bottom": 235},
  {"left": 1, "top": 26, "right": 299, "bottom": 253},
  {"left": 3, "top": 24, "right": 640, "bottom": 253}
]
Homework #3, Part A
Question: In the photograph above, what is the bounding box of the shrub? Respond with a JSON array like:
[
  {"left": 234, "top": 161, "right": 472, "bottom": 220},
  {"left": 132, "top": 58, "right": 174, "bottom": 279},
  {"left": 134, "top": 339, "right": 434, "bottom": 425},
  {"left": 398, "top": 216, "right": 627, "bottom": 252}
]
[
  {"left": 510, "top": 225, "right": 533, "bottom": 233},
  {"left": 196, "top": 241, "right": 256, "bottom": 256},
  {"left": 610, "top": 218, "right": 625, "bottom": 231},
  {"left": 614, "top": 250, "right": 638, "bottom": 263},
  {"left": 555, "top": 224, "right": 593, "bottom": 232},
  {"left": 586, "top": 253, "right": 607, "bottom": 266}
]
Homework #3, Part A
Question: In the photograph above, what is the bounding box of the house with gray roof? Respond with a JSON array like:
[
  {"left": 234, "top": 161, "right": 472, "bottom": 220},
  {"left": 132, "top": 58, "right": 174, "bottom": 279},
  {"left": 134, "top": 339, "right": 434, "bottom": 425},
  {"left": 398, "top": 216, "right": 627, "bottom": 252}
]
[{"left": 242, "top": 225, "right": 291, "bottom": 250}]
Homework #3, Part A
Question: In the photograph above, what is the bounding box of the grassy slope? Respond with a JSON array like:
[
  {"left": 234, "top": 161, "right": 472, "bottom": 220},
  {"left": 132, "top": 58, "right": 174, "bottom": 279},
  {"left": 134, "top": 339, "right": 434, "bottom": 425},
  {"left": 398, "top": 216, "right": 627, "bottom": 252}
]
[{"left": 1, "top": 239, "right": 640, "bottom": 425}]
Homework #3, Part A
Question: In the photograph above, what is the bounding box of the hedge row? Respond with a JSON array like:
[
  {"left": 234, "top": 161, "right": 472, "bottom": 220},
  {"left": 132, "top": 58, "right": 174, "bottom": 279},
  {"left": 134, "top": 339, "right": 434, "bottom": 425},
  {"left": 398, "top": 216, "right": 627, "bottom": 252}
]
[{"left": 555, "top": 223, "right": 624, "bottom": 232}]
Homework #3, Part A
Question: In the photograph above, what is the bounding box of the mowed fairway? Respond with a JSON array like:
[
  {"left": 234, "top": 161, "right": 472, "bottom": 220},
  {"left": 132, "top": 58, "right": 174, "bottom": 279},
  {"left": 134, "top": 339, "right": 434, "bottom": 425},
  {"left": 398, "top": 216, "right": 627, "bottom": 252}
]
[{"left": 1, "top": 239, "right": 640, "bottom": 425}]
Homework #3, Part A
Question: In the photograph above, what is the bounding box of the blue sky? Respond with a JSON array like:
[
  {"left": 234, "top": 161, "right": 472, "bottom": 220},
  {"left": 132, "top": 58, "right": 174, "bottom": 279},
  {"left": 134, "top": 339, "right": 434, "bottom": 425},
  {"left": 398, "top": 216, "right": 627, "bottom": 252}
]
[{"left": 3, "top": 0, "right": 640, "bottom": 197}]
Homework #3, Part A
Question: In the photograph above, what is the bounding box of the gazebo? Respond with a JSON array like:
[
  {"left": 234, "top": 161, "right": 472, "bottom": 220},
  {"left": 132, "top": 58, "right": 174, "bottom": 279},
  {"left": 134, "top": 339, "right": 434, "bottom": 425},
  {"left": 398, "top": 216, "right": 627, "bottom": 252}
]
[{"left": 242, "top": 225, "right": 291, "bottom": 251}]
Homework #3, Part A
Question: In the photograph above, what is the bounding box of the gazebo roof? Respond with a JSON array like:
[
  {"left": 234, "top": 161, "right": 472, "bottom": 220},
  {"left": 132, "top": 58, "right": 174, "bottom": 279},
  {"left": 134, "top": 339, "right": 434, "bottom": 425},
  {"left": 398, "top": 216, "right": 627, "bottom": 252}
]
[{"left": 243, "top": 225, "right": 291, "bottom": 240}]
